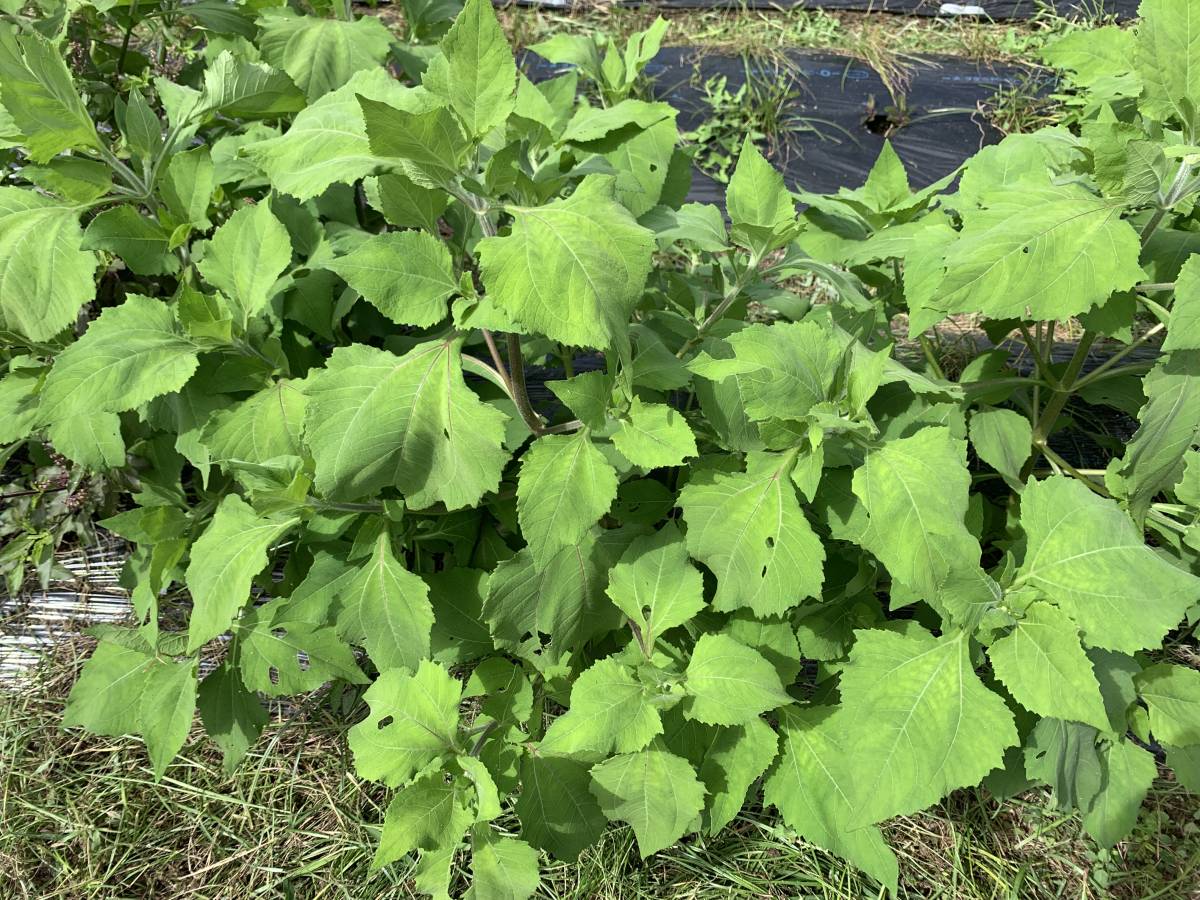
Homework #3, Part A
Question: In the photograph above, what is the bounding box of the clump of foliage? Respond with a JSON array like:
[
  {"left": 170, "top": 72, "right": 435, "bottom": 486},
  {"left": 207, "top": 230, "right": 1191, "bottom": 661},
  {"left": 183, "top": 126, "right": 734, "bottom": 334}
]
[{"left": 2, "top": 0, "right": 1200, "bottom": 897}]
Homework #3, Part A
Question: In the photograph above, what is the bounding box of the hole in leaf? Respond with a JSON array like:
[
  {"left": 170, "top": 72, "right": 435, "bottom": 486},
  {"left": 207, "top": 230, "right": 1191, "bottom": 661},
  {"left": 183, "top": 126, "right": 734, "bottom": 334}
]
[
  {"left": 648, "top": 163, "right": 658, "bottom": 172},
  {"left": 761, "top": 565, "right": 768, "bottom": 578},
  {"left": 268, "top": 666, "right": 280, "bottom": 685},
  {"left": 297, "top": 653, "right": 311, "bottom": 672},
  {"left": 765, "top": 536, "right": 775, "bottom": 549},
  {"left": 378, "top": 715, "right": 394, "bottom": 729}
]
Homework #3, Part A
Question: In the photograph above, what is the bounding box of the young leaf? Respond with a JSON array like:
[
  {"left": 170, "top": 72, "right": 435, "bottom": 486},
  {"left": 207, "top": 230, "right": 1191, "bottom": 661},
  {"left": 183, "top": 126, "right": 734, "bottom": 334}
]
[
  {"left": 606, "top": 522, "right": 704, "bottom": 647},
  {"left": 679, "top": 455, "right": 825, "bottom": 616},
  {"left": 184, "top": 495, "right": 299, "bottom": 653},
  {"left": 969, "top": 407, "right": 1033, "bottom": 490},
  {"left": 325, "top": 230, "right": 458, "bottom": 328},
  {"left": 236, "top": 600, "right": 366, "bottom": 695},
  {"left": 477, "top": 175, "right": 654, "bottom": 349},
  {"left": 82, "top": 206, "right": 179, "bottom": 276},
  {"left": 348, "top": 660, "right": 461, "bottom": 787},
  {"left": 725, "top": 136, "right": 796, "bottom": 257},
  {"left": 358, "top": 93, "right": 470, "bottom": 190},
  {"left": 196, "top": 51, "right": 306, "bottom": 120},
  {"left": 589, "top": 750, "right": 706, "bottom": 858},
  {"left": 538, "top": 656, "right": 662, "bottom": 755},
  {"left": 39, "top": 295, "right": 199, "bottom": 420},
  {"left": 303, "top": 341, "right": 509, "bottom": 508},
  {"left": 424, "top": 0, "right": 516, "bottom": 137},
  {"left": 468, "top": 828, "right": 539, "bottom": 900},
  {"left": 47, "top": 410, "right": 125, "bottom": 469},
  {"left": 337, "top": 531, "right": 435, "bottom": 673},
  {"left": 516, "top": 432, "right": 619, "bottom": 569},
  {"left": 1013, "top": 476, "right": 1200, "bottom": 653},
  {"left": 683, "top": 633, "right": 790, "bottom": 726},
  {"left": 611, "top": 398, "right": 697, "bottom": 469},
  {"left": 197, "top": 202, "right": 292, "bottom": 326},
  {"left": 0, "top": 188, "right": 97, "bottom": 342},
  {"left": 987, "top": 602, "right": 1111, "bottom": 731},
  {"left": 374, "top": 771, "right": 473, "bottom": 869},
  {"left": 160, "top": 147, "right": 215, "bottom": 229}
]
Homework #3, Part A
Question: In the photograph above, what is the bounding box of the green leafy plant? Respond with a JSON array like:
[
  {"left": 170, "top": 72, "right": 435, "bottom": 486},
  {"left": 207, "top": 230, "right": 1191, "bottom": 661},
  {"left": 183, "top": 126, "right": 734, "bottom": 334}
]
[{"left": 3, "top": 0, "right": 1200, "bottom": 897}]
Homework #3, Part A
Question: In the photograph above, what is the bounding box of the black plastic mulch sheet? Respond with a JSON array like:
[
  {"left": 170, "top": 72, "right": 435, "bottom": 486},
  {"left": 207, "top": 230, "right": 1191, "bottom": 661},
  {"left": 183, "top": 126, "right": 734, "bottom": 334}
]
[
  {"left": 499, "top": 0, "right": 1139, "bottom": 22},
  {"left": 526, "top": 47, "right": 1047, "bottom": 203}
]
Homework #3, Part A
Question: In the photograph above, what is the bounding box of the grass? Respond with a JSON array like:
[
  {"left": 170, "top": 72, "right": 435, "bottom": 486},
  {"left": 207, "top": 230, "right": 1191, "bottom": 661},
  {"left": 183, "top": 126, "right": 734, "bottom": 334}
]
[{"left": 3, "top": 639, "right": 1199, "bottom": 900}]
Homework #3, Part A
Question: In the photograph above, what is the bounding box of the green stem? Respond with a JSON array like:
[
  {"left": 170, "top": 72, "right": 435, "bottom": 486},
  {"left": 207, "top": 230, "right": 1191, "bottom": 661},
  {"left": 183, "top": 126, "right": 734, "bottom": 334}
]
[
  {"left": 1039, "top": 445, "right": 1110, "bottom": 496},
  {"left": 919, "top": 334, "right": 946, "bottom": 380},
  {"left": 507, "top": 333, "right": 547, "bottom": 437},
  {"left": 1019, "top": 331, "right": 1097, "bottom": 481},
  {"left": 1135, "top": 282, "right": 1175, "bottom": 293},
  {"left": 116, "top": 0, "right": 139, "bottom": 79},
  {"left": 1018, "top": 324, "right": 1055, "bottom": 386},
  {"left": 1072, "top": 323, "right": 1164, "bottom": 390},
  {"left": 675, "top": 262, "right": 757, "bottom": 359}
]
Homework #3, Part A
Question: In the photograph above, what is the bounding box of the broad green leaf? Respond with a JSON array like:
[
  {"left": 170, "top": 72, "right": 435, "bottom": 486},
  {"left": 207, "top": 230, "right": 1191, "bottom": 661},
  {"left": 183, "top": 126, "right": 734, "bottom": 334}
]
[
  {"left": 726, "top": 136, "right": 795, "bottom": 257},
  {"left": 428, "top": 569, "right": 494, "bottom": 665},
  {"left": 348, "top": 660, "right": 461, "bottom": 787},
  {"left": 326, "top": 230, "right": 457, "bottom": 328},
  {"left": 0, "top": 363, "right": 42, "bottom": 444},
  {"left": 483, "top": 538, "right": 618, "bottom": 661},
  {"left": 374, "top": 771, "right": 473, "bottom": 869},
  {"left": 839, "top": 628, "right": 1017, "bottom": 825},
  {"left": 763, "top": 706, "right": 899, "bottom": 893},
  {"left": 0, "top": 26, "right": 100, "bottom": 161},
  {"left": 196, "top": 51, "right": 306, "bottom": 120},
  {"left": 303, "top": 341, "right": 509, "bottom": 508},
  {"left": 237, "top": 599, "right": 366, "bottom": 695},
  {"left": 517, "top": 432, "right": 618, "bottom": 569},
  {"left": 424, "top": 0, "right": 516, "bottom": 136},
  {"left": 604, "top": 116, "right": 677, "bottom": 217},
  {"left": 0, "top": 187, "right": 97, "bottom": 341},
  {"left": 1119, "top": 352, "right": 1200, "bottom": 521},
  {"left": 185, "top": 495, "right": 298, "bottom": 653},
  {"left": 1082, "top": 738, "right": 1157, "bottom": 848},
  {"left": 246, "top": 69, "right": 416, "bottom": 202},
  {"left": 857, "top": 140, "right": 910, "bottom": 213},
  {"left": 467, "top": 829, "right": 539, "bottom": 900},
  {"left": 1168, "top": 743, "right": 1200, "bottom": 792},
  {"left": 1014, "top": 476, "right": 1200, "bottom": 652},
  {"left": 22, "top": 157, "right": 111, "bottom": 203},
  {"left": 201, "top": 380, "right": 306, "bottom": 466},
  {"left": 478, "top": 175, "right": 654, "bottom": 349},
  {"left": 82, "top": 206, "right": 178, "bottom": 277},
  {"left": 679, "top": 454, "right": 825, "bottom": 616},
  {"left": 987, "top": 602, "right": 1110, "bottom": 731},
  {"left": 539, "top": 656, "right": 661, "bottom": 755},
  {"left": 359, "top": 92, "right": 470, "bottom": 190},
  {"left": 63, "top": 639, "right": 156, "bottom": 736},
  {"left": 936, "top": 184, "right": 1143, "bottom": 322},
  {"left": 1163, "top": 254, "right": 1200, "bottom": 352},
  {"left": 611, "top": 398, "right": 697, "bottom": 469},
  {"left": 546, "top": 370, "right": 611, "bottom": 430},
  {"left": 589, "top": 750, "right": 706, "bottom": 858},
  {"left": 160, "top": 147, "right": 215, "bottom": 229},
  {"left": 683, "top": 633, "right": 790, "bottom": 726},
  {"left": 139, "top": 659, "right": 197, "bottom": 780},
  {"left": 47, "top": 410, "right": 125, "bottom": 469},
  {"left": 1135, "top": 0, "right": 1200, "bottom": 128},
  {"left": 688, "top": 321, "right": 849, "bottom": 423},
  {"left": 516, "top": 754, "right": 608, "bottom": 862},
  {"left": 1043, "top": 26, "right": 1136, "bottom": 88},
  {"left": 197, "top": 202, "right": 292, "bottom": 326},
  {"left": 559, "top": 100, "right": 671, "bottom": 144},
  {"left": 40, "top": 295, "right": 199, "bottom": 420},
  {"left": 606, "top": 522, "right": 704, "bottom": 647},
  {"left": 1024, "top": 717, "right": 1103, "bottom": 809},
  {"left": 969, "top": 407, "right": 1032, "bottom": 490},
  {"left": 666, "top": 714, "right": 778, "bottom": 834},
  {"left": 1136, "top": 664, "right": 1200, "bottom": 746},
  {"left": 258, "top": 10, "right": 391, "bottom": 100},
  {"left": 337, "top": 531, "right": 435, "bottom": 673},
  {"left": 852, "top": 428, "right": 981, "bottom": 602},
  {"left": 196, "top": 661, "right": 268, "bottom": 773},
  {"left": 367, "top": 172, "right": 450, "bottom": 233}
]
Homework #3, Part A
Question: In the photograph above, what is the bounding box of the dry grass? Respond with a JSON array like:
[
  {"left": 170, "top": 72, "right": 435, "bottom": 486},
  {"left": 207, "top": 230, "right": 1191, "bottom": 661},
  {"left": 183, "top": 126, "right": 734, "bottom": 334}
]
[{"left": 2, "top": 638, "right": 1198, "bottom": 900}]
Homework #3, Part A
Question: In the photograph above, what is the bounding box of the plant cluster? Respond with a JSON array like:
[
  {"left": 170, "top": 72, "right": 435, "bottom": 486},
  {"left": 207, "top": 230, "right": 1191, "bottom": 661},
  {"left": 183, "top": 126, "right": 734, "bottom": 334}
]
[{"left": 2, "top": 0, "right": 1200, "bottom": 897}]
